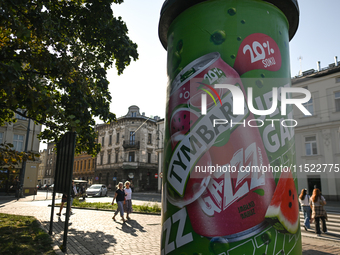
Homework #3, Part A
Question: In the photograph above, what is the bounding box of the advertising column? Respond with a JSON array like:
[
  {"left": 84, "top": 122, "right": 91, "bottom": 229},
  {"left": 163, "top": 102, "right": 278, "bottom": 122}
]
[{"left": 159, "top": 0, "right": 301, "bottom": 254}]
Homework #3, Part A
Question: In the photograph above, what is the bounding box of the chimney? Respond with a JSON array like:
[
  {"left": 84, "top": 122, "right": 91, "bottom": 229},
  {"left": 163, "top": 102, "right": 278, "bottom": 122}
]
[
  {"left": 335, "top": 56, "right": 338, "bottom": 66},
  {"left": 317, "top": 61, "right": 321, "bottom": 71}
]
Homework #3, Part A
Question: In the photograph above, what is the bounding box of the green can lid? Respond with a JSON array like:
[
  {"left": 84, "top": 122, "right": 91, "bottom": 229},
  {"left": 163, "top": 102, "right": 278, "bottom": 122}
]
[{"left": 158, "top": 0, "right": 299, "bottom": 49}]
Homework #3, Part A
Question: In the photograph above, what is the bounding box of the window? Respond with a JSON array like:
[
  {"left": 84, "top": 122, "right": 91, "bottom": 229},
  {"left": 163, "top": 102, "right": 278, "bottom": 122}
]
[
  {"left": 0, "top": 132, "right": 3, "bottom": 144},
  {"left": 302, "top": 97, "right": 314, "bottom": 115},
  {"left": 335, "top": 91, "right": 340, "bottom": 112},
  {"left": 80, "top": 161, "right": 83, "bottom": 170},
  {"left": 128, "top": 152, "right": 135, "bottom": 162},
  {"left": 109, "top": 135, "right": 112, "bottom": 145},
  {"left": 115, "top": 152, "right": 119, "bottom": 163},
  {"left": 100, "top": 154, "right": 103, "bottom": 165},
  {"left": 101, "top": 136, "right": 105, "bottom": 146},
  {"left": 148, "top": 133, "right": 152, "bottom": 144},
  {"left": 84, "top": 160, "right": 86, "bottom": 170},
  {"left": 108, "top": 153, "right": 111, "bottom": 164},
  {"left": 148, "top": 153, "right": 151, "bottom": 163},
  {"left": 131, "top": 112, "right": 137, "bottom": 117},
  {"left": 13, "top": 134, "right": 24, "bottom": 152},
  {"left": 116, "top": 133, "right": 120, "bottom": 143},
  {"left": 129, "top": 131, "right": 135, "bottom": 145},
  {"left": 15, "top": 109, "right": 27, "bottom": 120},
  {"left": 305, "top": 136, "right": 317, "bottom": 156}
]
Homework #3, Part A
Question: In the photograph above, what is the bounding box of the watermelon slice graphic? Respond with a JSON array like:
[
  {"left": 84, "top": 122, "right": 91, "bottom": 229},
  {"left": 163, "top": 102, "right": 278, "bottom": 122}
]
[{"left": 265, "top": 170, "right": 299, "bottom": 234}]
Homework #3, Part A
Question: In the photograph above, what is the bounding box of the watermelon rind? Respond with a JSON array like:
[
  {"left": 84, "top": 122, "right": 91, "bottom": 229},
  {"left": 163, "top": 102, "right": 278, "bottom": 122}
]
[
  {"left": 264, "top": 170, "right": 299, "bottom": 234},
  {"left": 265, "top": 203, "right": 299, "bottom": 234}
]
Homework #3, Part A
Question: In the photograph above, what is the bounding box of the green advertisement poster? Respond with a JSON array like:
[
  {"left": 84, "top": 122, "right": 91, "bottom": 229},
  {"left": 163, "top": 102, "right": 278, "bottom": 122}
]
[{"left": 159, "top": 0, "right": 302, "bottom": 254}]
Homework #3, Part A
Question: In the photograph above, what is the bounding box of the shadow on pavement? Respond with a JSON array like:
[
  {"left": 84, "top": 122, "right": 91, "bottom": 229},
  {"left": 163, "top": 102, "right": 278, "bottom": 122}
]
[
  {"left": 41, "top": 218, "right": 117, "bottom": 254},
  {"left": 114, "top": 219, "right": 147, "bottom": 237}
]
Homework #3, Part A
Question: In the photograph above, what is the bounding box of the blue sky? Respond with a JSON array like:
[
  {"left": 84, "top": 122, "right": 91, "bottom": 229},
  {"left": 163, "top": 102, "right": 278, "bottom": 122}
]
[{"left": 106, "top": 0, "right": 340, "bottom": 120}]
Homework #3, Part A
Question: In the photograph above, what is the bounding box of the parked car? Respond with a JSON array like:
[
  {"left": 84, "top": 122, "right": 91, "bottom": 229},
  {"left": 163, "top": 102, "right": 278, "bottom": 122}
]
[
  {"left": 85, "top": 184, "right": 107, "bottom": 197},
  {"left": 49, "top": 184, "right": 54, "bottom": 190}
]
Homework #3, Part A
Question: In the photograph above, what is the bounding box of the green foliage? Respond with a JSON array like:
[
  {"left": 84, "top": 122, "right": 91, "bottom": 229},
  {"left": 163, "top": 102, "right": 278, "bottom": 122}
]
[
  {"left": 0, "top": 213, "right": 56, "bottom": 254},
  {"left": 0, "top": 143, "right": 40, "bottom": 171},
  {"left": 0, "top": 0, "right": 138, "bottom": 156}
]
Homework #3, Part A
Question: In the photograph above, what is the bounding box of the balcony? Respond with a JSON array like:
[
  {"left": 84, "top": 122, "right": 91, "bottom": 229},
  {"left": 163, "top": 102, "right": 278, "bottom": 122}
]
[
  {"left": 123, "top": 141, "right": 140, "bottom": 150},
  {"left": 122, "top": 162, "right": 138, "bottom": 169}
]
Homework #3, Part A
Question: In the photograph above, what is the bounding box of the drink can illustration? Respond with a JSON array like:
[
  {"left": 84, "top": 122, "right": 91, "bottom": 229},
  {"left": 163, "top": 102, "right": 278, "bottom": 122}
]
[
  {"left": 167, "top": 51, "right": 276, "bottom": 240},
  {"left": 159, "top": 0, "right": 301, "bottom": 254}
]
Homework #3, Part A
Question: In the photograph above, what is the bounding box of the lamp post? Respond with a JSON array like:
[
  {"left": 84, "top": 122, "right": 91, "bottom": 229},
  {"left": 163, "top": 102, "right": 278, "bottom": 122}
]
[{"left": 156, "top": 128, "right": 163, "bottom": 193}]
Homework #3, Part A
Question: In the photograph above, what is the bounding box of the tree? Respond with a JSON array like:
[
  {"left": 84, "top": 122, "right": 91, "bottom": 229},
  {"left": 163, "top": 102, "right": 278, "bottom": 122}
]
[
  {"left": 0, "top": 0, "right": 138, "bottom": 156},
  {"left": 0, "top": 143, "right": 39, "bottom": 171}
]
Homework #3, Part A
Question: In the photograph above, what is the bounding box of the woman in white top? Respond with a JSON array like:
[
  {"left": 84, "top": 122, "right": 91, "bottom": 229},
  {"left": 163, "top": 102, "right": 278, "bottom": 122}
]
[
  {"left": 298, "top": 189, "right": 311, "bottom": 230},
  {"left": 124, "top": 181, "right": 133, "bottom": 220}
]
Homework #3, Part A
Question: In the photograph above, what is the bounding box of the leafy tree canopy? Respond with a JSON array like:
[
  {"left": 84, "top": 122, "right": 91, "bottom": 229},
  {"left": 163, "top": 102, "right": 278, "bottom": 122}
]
[
  {"left": 0, "top": 143, "right": 40, "bottom": 171},
  {"left": 0, "top": 0, "right": 138, "bottom": 156}
]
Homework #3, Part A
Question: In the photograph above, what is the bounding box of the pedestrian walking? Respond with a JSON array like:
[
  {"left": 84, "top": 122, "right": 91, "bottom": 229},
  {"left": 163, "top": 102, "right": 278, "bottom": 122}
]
[
  {"left": 70, "top": 181, "right": 77, "bottom": 213},
  {"left": 299, "top": 188, "right": 311, "bottom": 231},
  {"left": 112, "top": 182, "right": 126, "bottom": 222},
  {"left": 310, "top": 188, "right": 327, "bottom": 236},
  {"left": 56, "top": 181, "right": 77, "bottom": 216},
  {"left": 124, "top": 181, "right": 133, "bottom": 220}
]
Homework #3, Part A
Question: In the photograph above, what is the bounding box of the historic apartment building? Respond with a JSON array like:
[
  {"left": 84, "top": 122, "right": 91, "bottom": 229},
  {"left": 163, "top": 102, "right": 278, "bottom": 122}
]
[
  {"left": 73, "top": 152, "right": 96, "bottom": 185},
  {"left": 292, "top": 58, "right": 340, "bottom": 201},
  {"left": 42, "top": 143, "right": 57, "bottom": 185},
  {"left": 37, "top": 149, "right": 47, "bottom": 186},
  {"left": 0, "top": 111, "right": 41, "bottom": 195},
  {"left": 95, "top": 106, "right": 162, "bottom": 191}
]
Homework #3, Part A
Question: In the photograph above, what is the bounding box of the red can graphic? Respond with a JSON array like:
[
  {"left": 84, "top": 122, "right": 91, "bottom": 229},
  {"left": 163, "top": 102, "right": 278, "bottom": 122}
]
[{"left": 166, "top": 52, "right": 276, "bottom": 240}]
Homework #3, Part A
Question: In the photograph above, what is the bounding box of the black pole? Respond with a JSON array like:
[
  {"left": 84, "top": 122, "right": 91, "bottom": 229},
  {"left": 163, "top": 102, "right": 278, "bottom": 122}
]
[
  {"left": 19, "top": 118, "right": 31, "bottom": 198},
  {"left": 62, "top": 183, "right": 72, "bottom": 252},
  {"left": 49, "top": 183, "right": 57, "bottom": 235}
]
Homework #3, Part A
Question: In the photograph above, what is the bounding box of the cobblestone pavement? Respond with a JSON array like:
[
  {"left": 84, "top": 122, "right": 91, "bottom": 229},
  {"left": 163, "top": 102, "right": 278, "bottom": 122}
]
[{"left": 1, "top": 197, "right": 340, "bottom": 254}]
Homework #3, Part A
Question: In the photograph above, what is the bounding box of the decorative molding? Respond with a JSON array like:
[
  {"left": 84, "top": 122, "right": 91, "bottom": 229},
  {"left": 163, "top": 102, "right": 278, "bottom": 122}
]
[{"left": 322, "top": 129, "right": 331, "bottom": 147}]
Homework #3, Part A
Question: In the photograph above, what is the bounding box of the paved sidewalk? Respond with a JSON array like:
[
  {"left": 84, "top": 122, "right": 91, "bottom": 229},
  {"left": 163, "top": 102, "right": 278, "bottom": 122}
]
[
  {"left": 1, "top": 196, "right": 340, "bottom": 254},
  {"left": 0, "top": 199, "right": 161, "bottom": 254}
]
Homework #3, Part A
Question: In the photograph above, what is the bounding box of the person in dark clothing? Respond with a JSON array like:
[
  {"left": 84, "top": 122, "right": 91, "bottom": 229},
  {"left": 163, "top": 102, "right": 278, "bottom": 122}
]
[{"left": 111, "top": 182, "right": 126, "bottom": 222}]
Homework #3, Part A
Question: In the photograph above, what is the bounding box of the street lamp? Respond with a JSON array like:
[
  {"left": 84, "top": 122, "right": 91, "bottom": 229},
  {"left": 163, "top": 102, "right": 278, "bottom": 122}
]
[{"left": 156, "top": 129, "right": 163, "bottom": 149}]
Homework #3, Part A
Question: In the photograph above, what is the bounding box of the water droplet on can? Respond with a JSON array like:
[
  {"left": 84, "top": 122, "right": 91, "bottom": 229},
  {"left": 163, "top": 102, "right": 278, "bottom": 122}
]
[
  {"left": 209, "top": 237, "right": 229, "bottom": 255},
  {"left": 241, "top": 19, "right": 246, "bottom": 24},
  {"left": 231, "top": 54, "right": 236, "bottom": 59},
  {"left": 237, "top": 36, "right": 242, "bottom": 41},
  {"left": 261, "top": 231, "right": 272, "bottom": 244},
  {"left": 228, "top": 8, "right": 236, "bottom": 16},
  {"left": 261, "top": 73, "right": 265, "bottom": 78},
  {"left": 256, "top": 79, "right": 264, "bottom": 88}
]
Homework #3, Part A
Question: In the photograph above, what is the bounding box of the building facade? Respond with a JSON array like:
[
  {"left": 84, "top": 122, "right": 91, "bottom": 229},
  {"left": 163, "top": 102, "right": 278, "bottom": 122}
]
[
  {"left": 37, "top": 149, "right": 47, "bottom": 186},
  {"left": 95, "top": 106, "right": 161, "bottom": 191},
  {"left": 73, "top": 152, "right": 96, "bottom": 185},
  {"left": 292, "top": 59, "right": 340, "bottom": 201},
  {"left": 42, "top": 143, "right": 56, "bottom": 185},
  {"left": 0, "top": 112, "right": 41, "bottom": 195}
]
